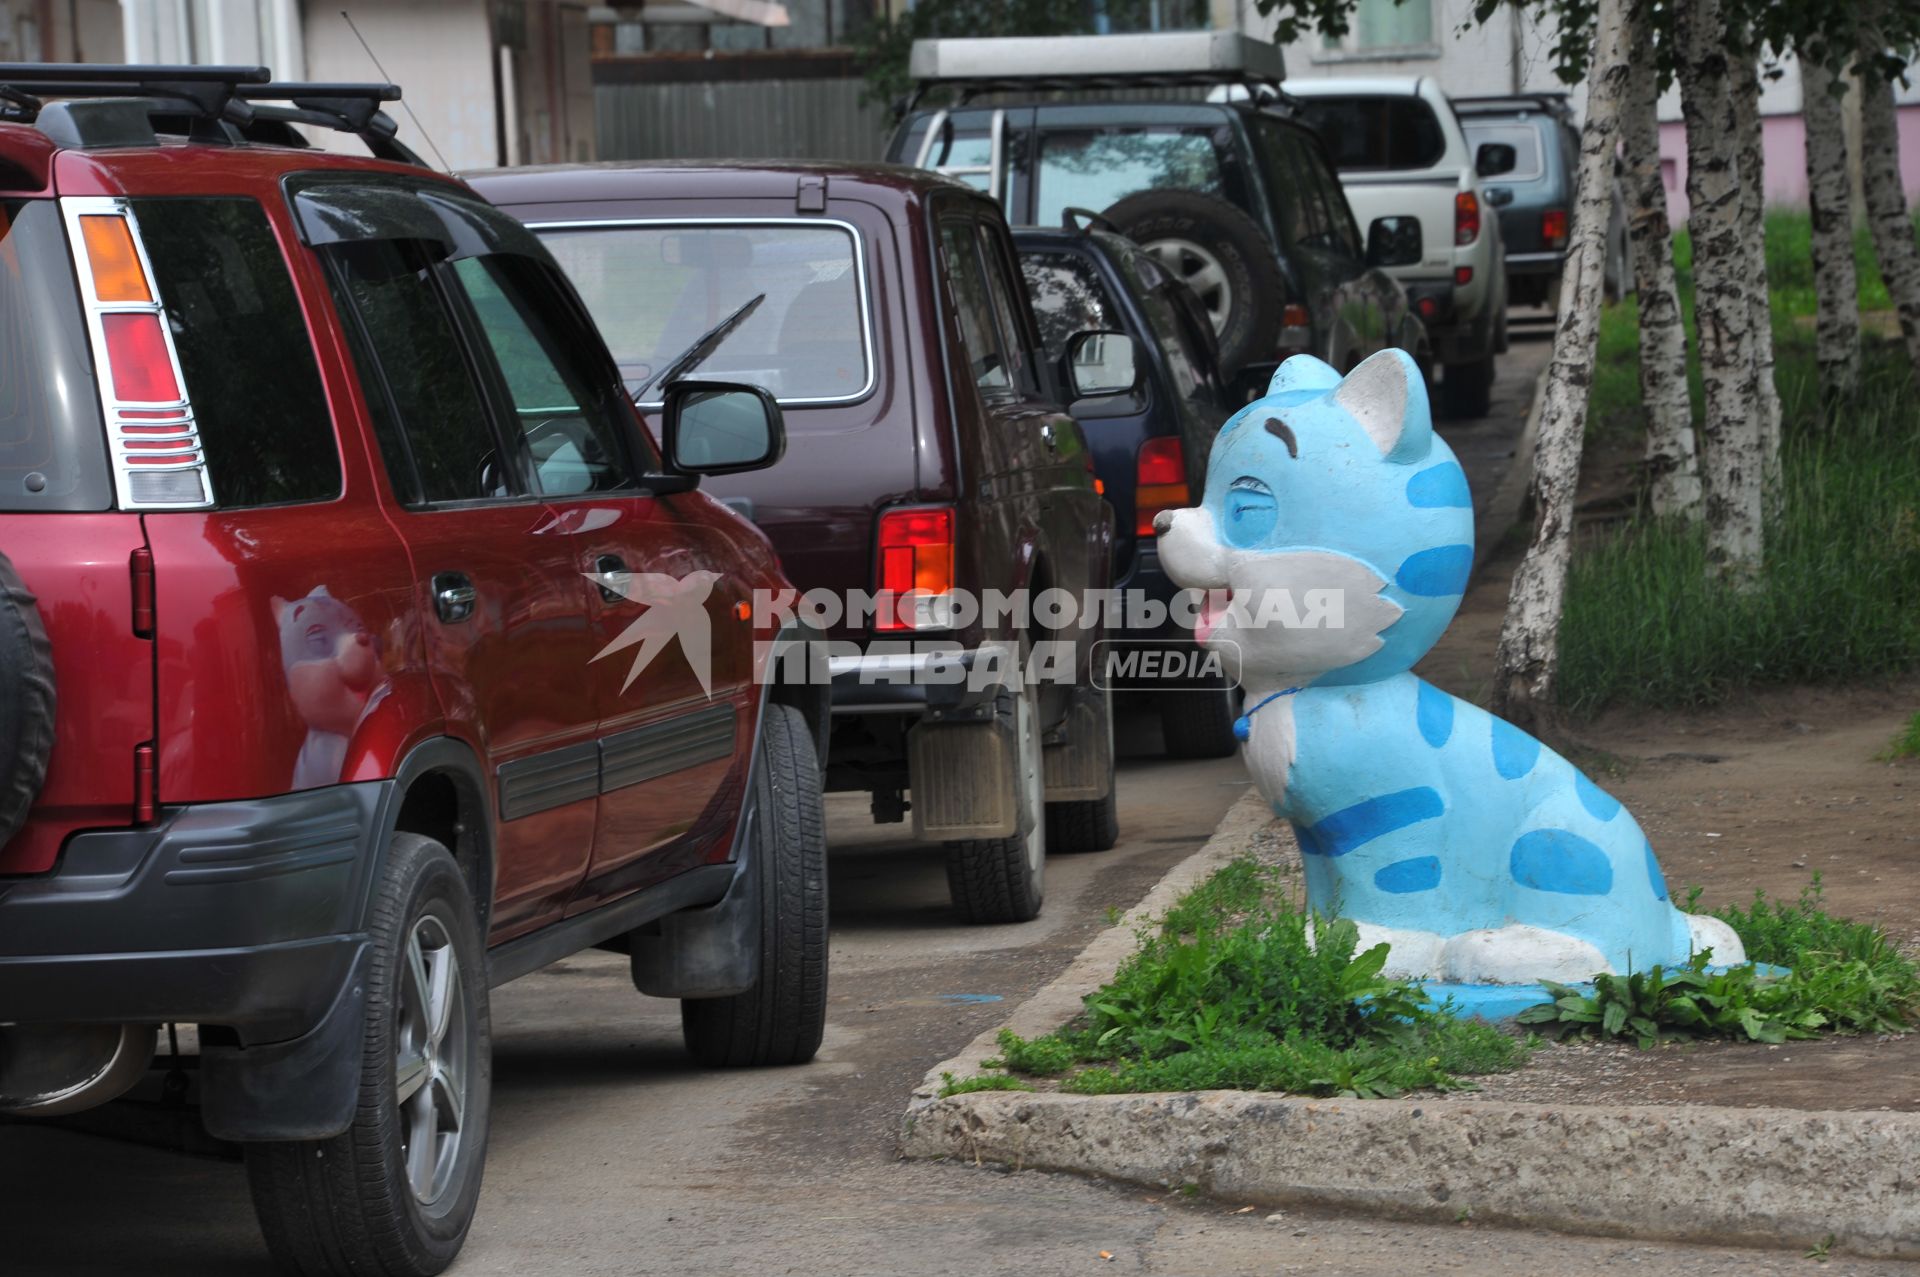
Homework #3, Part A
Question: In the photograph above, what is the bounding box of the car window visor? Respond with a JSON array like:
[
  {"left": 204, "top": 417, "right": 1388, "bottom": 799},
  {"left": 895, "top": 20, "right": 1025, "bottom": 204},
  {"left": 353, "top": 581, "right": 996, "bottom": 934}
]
[
  {"left": 285, "top": 177, "right": 547, "bottom": 263},
  {"left": 631, "top": 293, "right": 766, "bottom": 402}
]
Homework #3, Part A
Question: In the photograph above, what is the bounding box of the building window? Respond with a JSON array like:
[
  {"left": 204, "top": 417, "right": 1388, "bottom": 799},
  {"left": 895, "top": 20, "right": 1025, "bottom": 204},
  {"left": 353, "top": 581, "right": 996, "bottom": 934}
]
[{"left": 1322, "top": 0, "right": 1434, "bottom": 54}]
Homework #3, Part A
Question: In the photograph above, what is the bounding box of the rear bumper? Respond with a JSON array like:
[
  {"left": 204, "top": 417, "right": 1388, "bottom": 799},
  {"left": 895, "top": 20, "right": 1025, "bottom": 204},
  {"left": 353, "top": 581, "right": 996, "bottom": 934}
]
[
  {"left": 0, "top": 783, "right": 385, "bottom": 1046},
  {"left": 1506, "top": 250, "right": 1566, "bottom": 277}
]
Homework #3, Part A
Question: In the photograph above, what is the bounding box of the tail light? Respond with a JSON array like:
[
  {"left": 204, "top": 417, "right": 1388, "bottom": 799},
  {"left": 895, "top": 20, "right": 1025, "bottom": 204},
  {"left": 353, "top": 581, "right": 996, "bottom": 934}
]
[
  {"left": 1455, "top": 191, "right": 1481, "bottom": 247},
  {"left": 1542, "top": 208, "right": 1569, "bottom": 250},
  {"left": 1281, "top": 302, "right": 1311, "bottom": 330},
  {"left": 133, "top": 743, "right": 157, "bottom": 824},
  {"left": 1454, "top": 266, "right": 1474, "bottom": 286},
  {"left": 1135, "top": 437, "right": 1190, "bottom": 538},
  {"left": 876, "top": 506, "right": 955, "bottom": 631},
  {"left": 64, "top": 199, "right": 212, "bottom": 509}
]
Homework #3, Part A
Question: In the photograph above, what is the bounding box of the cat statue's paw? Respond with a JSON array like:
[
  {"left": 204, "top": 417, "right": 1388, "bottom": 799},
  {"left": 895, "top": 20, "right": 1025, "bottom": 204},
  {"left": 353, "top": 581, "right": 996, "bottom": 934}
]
[
  {"left": 1438, "top": 926, "right": 1613, "bottom": 984},
  {"left": 1686, "top": 914, "right": 1746, "bottom": 965}
]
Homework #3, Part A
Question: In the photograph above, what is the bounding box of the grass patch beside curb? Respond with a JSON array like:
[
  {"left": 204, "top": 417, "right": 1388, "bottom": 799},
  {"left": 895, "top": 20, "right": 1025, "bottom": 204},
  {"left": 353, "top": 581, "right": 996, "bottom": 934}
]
[
  {"left": 976, "top": 858, "right": 1531, "bottom": 1099},
  {"left": 1519, "top": 877, "right": 1920, "bottom": 1047}
]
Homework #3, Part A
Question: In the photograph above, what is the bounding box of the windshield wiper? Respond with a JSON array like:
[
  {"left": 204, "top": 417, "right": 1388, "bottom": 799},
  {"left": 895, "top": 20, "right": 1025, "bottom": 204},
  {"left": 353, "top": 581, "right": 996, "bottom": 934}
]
[{"left": 632, "top": 293, "right": 767, "bottom": 401}]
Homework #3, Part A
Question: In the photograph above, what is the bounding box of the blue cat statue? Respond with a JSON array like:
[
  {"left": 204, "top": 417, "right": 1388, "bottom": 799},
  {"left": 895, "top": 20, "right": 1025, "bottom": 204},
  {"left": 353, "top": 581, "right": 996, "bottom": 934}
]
[{"left": 1157, "top": 349, "right": 1742, "bottom": 983}]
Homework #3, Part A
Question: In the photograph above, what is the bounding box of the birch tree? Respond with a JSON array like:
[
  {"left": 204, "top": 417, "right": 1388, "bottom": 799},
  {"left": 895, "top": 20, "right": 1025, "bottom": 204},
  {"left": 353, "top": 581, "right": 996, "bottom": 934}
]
[
  {"left": 1672, "top": 0, "right": 1765, "bottom": 583},
  {"left": 1492, "top": 0, "right": 1634, "bottom": 733},
  {"left": 1728, "top": 46, "right": 1782, "bottom": 498},
  {"left": 1621, "top": 6, "right": 1700, "bottom": 519},
  {"left": 1859, "top": 62, "right": 1920, "bottom": 379},
  {"left": 1800, "top": 44, "right": 1862, "bottom": 404}
]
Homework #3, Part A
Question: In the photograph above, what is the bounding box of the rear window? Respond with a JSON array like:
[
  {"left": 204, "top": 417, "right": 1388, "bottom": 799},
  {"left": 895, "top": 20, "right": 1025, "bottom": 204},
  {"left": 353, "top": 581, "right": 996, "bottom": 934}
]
[
  {"left": 1036, "top": 128, "right": 1229, "bottom": 227},
  {"left": 1462, "top": 120, "right": 1546, "bottom": 182},
  {"left": 1297, "top": 96, "right": 1446, "bottom": 172},
  {"left": 0, "top": 200, "right": 112, "bottom": 511},
  {"left": 132, "top": 197, "right": 341, "bottom": 507},
  {"left": 537, "top": 220, "right": 872, "bottom": 410}
]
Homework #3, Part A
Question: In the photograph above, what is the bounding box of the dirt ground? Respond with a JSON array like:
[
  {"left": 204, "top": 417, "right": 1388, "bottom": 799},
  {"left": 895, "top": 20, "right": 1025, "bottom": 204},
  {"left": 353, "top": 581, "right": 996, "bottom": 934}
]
[{"left": 1416, "top": 541, "right": 1920, "bottom": 1113}]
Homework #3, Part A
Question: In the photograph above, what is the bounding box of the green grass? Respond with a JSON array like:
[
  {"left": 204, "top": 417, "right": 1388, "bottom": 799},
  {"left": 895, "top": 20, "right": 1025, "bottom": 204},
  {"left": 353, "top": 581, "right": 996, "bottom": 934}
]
[
  {"left": 937, "top": 1071, "right": 1035, "bottom": 1098},
  {"left": 1564, "top": 209, "right": 1920, "bottom": 716},
  {"left": 1878, "top": 711, "right": 1920, "bottom": 761},
  {"left": 970, "top": 859, "right": 1530, "bottom": 1099},
  {"left": 1519, "top": 878, "right": 1920, "bottom": 1046}
]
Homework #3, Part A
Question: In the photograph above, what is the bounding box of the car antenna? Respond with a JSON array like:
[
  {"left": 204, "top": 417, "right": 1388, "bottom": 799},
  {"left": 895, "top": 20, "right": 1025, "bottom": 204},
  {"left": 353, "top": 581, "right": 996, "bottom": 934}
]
[
  {"left": 339, "top": 9, "right": 450, "bottom": 172},
  {"left": 632, "top": 294, "right": 767, "bottom": 402}
]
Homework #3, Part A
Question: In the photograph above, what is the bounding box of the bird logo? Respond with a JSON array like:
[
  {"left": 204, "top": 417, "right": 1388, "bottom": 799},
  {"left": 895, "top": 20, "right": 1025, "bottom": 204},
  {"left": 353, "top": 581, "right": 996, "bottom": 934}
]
[{"left": 587, "top": 569, "right": 722, "bottom": 696}]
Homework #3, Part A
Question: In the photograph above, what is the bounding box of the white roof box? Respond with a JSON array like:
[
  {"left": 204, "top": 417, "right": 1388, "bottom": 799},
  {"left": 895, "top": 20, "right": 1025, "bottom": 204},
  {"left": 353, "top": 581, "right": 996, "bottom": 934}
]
[{"left": 908, "top": 32, "right": 1285, "bottom": 93}]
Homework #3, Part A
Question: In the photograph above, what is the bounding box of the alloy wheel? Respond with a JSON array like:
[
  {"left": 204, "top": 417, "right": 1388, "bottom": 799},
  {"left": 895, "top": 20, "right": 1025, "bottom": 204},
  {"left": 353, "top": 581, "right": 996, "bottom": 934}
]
[{"left": 395, "top": 913, "right": 469, "bottom": 1205}]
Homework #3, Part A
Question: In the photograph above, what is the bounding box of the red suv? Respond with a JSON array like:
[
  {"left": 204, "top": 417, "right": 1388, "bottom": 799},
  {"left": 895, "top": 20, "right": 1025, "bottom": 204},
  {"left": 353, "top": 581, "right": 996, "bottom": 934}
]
[{"left": 0, "top": 65, "right": 827, "bottom": 1275}]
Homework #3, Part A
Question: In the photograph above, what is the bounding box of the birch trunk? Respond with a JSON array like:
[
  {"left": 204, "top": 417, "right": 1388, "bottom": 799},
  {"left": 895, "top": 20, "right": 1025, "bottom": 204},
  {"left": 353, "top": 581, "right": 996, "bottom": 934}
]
[
  {"left": 1801, "top": 47, "right": 1862, "bottom": 404},
  {"left": 1860, "top": 67, "right": 1920, "bottom": 378},
  {"left": 1491, "top": 0, "right": 1633, "bottom": 733},
  {"left": 1622, "top": 8, "right": 1700, "bottom": 519},
  {"left": 1673, "top": 0, "right": 1765, "bottom": 583},
  {"left": 1729, "top": 49, "right": 1782, "bottom": 501}
]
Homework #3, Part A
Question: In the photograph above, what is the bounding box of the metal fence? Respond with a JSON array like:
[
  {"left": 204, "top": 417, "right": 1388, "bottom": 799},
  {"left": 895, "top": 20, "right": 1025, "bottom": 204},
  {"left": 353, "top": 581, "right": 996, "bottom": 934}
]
[{"left": 596, "top": 75, "right": 892, "bottom": 163}]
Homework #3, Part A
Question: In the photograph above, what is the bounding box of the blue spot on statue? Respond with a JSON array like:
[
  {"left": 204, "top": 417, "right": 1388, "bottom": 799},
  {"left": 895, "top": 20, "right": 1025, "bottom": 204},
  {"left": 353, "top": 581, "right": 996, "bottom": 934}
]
[{"left": 1160, "top": 350, "right": 1744, "bottom": 986}]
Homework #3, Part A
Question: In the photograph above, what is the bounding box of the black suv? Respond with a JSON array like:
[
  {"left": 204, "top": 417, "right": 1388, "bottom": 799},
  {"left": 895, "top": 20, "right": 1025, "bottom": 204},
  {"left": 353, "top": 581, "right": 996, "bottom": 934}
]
[
  {"left": 1014, "top": 215, "right": 1240, "bottom": 757},
  {"left": 887, "top": 37, "right": 1429, "bottom": 396}
]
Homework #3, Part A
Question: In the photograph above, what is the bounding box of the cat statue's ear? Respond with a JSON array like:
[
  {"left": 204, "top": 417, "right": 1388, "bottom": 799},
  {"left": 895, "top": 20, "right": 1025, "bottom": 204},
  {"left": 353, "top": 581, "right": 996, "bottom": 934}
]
[
  {"left": 1332, "top": 348, "right": 1433, "bottom": 465},
  {"left": 1268, "top": 354, "right": 1343, "bottom": 401}
]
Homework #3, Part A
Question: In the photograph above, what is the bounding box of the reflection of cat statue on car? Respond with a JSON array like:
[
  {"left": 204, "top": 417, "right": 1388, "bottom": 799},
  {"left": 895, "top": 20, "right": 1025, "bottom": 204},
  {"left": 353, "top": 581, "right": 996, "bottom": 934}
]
[
  {"left": 274, "top": 586, "right": 390, "bottom": 791},
  {"left": 1156, "top": 350, "right": 1742, "bottom": 984}
]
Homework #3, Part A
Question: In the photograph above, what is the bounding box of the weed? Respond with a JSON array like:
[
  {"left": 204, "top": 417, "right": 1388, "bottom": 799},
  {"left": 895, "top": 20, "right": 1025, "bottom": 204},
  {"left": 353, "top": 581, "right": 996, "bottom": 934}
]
[
  {"left": 987, "top": 859, "right": 1530, "bottom": 1098},
  {"left": 1520, "top": 882, "right": 1920, "bottom": 1046},
  {"left": 938, "top": 1071, "right": 1035, "bottom": 1099},
  {"left": 1877, "top": 711, "right": 1920, "bottom": 762},
  {"left": 1806, "top": 1233, "right": 1835, "bottom": 1262}
]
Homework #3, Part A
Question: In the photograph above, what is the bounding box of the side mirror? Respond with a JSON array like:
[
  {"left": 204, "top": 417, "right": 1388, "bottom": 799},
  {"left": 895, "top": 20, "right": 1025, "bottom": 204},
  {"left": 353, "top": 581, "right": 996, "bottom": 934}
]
[
  {"left": 1476, "top": 141, "right": 1517, "bottom": 178},
  {"left": 1063, "top": 329, "right": 1142, "bottom": 400},
  {"left": 661, "top": 380, "right": 786, "bottom": 476},
  {"left": 1365, "top": 215, "right": 1424, "bottom": 269}
]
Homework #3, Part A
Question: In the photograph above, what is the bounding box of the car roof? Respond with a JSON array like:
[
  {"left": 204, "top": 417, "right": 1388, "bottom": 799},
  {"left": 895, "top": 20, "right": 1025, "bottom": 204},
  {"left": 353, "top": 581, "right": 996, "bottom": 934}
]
[{"left": 464, "top": 158, "right": 980, "bottom": 208}]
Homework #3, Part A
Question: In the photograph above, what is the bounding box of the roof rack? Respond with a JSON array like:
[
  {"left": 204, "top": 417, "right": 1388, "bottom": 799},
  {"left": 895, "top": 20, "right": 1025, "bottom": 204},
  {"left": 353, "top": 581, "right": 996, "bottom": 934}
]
[
  {"left": 901, "top": 32, "right": 1289, "bottom": 117},
  {"left": 0, "top": 62, "right": 424, "bottom": 167},
  {"left": 1452, "top": 92, "right": 1573, "bottom": 117}
]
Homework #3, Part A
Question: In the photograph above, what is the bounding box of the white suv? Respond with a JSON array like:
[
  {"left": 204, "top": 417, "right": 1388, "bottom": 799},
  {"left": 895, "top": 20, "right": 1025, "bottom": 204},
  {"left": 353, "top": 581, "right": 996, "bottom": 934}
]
[{"left": 1285, "top": 77, "right": 1510, "bottom": 417}]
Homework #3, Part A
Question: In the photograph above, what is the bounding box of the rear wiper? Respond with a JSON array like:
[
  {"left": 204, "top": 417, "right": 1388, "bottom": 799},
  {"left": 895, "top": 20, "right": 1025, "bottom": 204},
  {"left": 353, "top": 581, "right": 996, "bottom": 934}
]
[{"left": 631, "top": 293, "right": 766, "bottom": 401}]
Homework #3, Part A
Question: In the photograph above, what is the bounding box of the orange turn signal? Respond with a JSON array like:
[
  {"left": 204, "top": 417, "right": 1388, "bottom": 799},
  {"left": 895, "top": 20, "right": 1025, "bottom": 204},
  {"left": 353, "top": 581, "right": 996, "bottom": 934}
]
[{"left": 80, "top": 215, "right": 152, "bottom": 303}]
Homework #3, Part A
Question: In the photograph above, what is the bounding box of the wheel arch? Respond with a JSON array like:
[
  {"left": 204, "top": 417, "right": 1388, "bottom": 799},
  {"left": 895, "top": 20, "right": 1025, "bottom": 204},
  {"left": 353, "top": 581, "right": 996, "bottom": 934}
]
[{"left": 378, "top": 738, "right": 495, "bottom": 940}]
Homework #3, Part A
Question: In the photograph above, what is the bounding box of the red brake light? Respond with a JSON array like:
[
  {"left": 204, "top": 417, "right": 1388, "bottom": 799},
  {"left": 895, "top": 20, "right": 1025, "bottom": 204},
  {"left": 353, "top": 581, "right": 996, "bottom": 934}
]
[
  {"left": 876, "top": 506, "right": 955, "bottom": 631},
  {"left": 1455, "top": 266, "right": 1473, "bottom": 286},
  {"left": 1135, "top": 437, "right": 1190, "bottom": 538},
  {"left": 101, "top": 312, "right": 182, "bottom": 403},
  {"left": 1455, "top": 191, "right": 1481, "bottom": 247},
  {"left": 1541, "top": 208, "right": 1569, "bottom": 250}
]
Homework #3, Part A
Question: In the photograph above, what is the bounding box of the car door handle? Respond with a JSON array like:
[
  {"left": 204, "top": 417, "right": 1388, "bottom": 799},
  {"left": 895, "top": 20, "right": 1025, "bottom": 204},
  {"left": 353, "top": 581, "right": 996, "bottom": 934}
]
[
  {"left": 594, "top": 554, "right": 628, "bottom": 604},
  {"left": 432, "top": 572, "right": 476, "bottom": 624}
]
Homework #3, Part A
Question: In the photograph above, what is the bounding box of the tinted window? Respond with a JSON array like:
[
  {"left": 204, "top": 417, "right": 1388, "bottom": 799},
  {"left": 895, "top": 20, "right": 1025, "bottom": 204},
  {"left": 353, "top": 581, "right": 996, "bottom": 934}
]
[
  {"left": 1036, "top": 128, "right": 1229, "bottom": 226},
  {"left": 0, "top": 200, "right": 111, "bottom": 511},
  {"left": 539, "top": 222, "right": 870, "bottom": 407},
  {"left": 940, "top": 221, "right": 1011, "bottom": 393},
  {"left": 975, "top": 227, "right": 1038, "bottom": 396},
  {"left": 1462, "top": 120, "right": 1546, "bottom": 182},
  {"left": 449, "top": 256, "right": 635, "bottom": 497},
  {"left": 327, "top": 239, "right": 503, "bottom": 505},
  {"left": 133, "top": 197, "right": 340, "bottom": 507},
  {"left": 1019, "top": 250, "right": 1119, "bottom": 366},
  {"left": 1297, "top": 96, "right": 1446, "bottom": 172},
  {"left": 1301, "top": 146, "right": 1366, "bottom": 257}
]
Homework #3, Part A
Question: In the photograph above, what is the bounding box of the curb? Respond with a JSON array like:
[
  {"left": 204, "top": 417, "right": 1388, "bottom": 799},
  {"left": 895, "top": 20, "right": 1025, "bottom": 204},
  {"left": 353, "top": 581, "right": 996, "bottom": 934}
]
[
  {"left": 900, "top": 779, "right": 1920, "bottom": 1261},
  {"left": 1472, "top": 360, "right": 1548, "bottom": 581}
]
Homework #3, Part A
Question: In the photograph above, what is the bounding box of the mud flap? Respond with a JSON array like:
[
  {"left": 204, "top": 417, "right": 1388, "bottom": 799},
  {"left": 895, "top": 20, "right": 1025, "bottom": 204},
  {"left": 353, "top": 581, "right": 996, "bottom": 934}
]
[
  {"left": 907, "top": 692, "right": 1021, "bottom": 842},
  {"left": 1042, "top": 684, "right": 1113, "bottom": 802},
  {"left": 200, "top": 942, "right": 368, "bottom": 1142}
]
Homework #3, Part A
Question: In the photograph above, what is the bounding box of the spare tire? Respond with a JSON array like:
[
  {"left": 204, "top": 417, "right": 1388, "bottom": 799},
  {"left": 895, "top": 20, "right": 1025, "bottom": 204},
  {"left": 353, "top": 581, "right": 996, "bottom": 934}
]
[
  {"left": 0, "top": 550, "right": 56, "bottom": 849},
  {"left": 1102, "top": 190, "right": 1286, "bottom": 376}
]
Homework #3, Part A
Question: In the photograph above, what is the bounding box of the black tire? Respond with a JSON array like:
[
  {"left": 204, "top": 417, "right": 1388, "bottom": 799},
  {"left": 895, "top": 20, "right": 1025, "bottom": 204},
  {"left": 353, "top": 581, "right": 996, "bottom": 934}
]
[
  {"left": 681, "top": 703, "right": 828, "bottom": 1068},
  {"left": 1102, "top": 190, "right": 1286, "bottom": 376},
  {"left": 246, "top": 833, "right": 491, "bottom": 1277},
  {"left": 1045, "top": 689, "right": 1119, "bottom": 854},
  {"left": 1160, "top": 682, "right": 1241, "bottom": 760},
  {"left": 945, "top": 678, "right": 1046, "bottom": 924},
  {"left": 1438, "top": 353, "right": 1495, "bottom": 419},
  {"left": 0, "top": 550, "right": 55, "bottom": 849}
]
